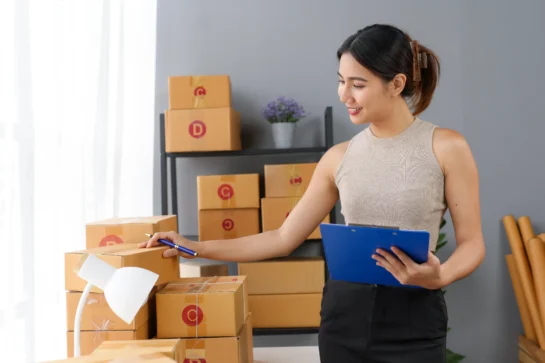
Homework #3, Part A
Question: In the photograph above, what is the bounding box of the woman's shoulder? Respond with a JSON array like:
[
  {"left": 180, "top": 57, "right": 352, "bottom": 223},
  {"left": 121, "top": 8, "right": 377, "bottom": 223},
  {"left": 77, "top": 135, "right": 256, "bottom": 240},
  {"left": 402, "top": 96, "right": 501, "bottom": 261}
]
[
  {"left": 432, "top": 126, "right": 470, "bottom": 152},
  {"left": 329, "top": 140, "right": 352, "bottom": 155},
  {"left": 311, "top": 140, "right": 352, "bottom": 184},
  {"left": 431, "top": 126, "right": 474, "bottom": 174},
  {"left": 320, "top": 140, "right": 351, "bottom": 168}
]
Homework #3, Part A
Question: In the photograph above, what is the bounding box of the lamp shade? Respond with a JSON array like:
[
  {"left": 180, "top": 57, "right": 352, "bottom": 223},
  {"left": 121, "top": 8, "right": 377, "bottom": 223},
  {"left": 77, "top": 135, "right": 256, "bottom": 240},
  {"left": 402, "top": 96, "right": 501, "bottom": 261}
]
[
  {"left": 76, "top": 254, "right": 159, "bottom": 325},
  {"left": 105, "top": 266, "right": 159, "bottom": 324}
]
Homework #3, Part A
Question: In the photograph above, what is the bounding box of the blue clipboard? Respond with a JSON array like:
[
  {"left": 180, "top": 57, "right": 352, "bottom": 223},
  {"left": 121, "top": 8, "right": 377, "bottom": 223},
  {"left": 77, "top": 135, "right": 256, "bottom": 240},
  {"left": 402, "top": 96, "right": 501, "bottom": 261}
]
[{"left": 319, "top": 223, "right": 430, "bottom": 288}]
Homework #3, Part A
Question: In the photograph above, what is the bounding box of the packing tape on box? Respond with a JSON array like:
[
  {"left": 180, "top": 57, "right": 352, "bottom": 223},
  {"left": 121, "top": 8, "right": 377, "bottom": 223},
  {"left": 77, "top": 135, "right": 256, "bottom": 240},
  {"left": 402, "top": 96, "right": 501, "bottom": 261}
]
[
  {"left": 190, "top": 76, "right": 206, "bottom": 108},
  {"left": 177, "top": 276, "right": 247, "bottom": 339},
  {"left": 92, "top": 317, "right": 115, "bottom": 331},
  {"left": 183, "top": 283, "right": 209, "bottom": 337},
  {"left": 87, "top": 293, "right": 117, "bottom": 331},
  {"left": 91, "top": 329, "right": 108, "bottom": 347},
  {"left": 183, "top": 340, "right": 206, "bottom": 362},
  {"left": 218, "top": 175, "right": 237, "bottom": 208}
]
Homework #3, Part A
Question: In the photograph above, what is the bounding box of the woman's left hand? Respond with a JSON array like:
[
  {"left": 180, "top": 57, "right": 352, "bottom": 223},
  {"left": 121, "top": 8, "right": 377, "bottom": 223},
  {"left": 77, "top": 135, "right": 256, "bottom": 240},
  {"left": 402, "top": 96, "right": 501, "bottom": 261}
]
[{"left": 372, "top": 247, "right": 446, "bottom": 290}]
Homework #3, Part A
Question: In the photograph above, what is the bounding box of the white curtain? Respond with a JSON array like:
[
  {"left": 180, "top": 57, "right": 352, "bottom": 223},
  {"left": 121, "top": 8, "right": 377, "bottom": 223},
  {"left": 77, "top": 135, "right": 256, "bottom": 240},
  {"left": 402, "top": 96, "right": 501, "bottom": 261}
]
[{"left": 0, "top": 0, "right": 157, "bottom": 361}]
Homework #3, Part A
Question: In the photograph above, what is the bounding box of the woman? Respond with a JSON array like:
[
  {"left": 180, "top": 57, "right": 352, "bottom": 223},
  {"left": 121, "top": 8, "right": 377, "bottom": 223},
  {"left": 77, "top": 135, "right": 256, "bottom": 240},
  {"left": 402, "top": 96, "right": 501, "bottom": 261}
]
[{"left": 141, "top": 24, "right": 485, "bottom": 362}]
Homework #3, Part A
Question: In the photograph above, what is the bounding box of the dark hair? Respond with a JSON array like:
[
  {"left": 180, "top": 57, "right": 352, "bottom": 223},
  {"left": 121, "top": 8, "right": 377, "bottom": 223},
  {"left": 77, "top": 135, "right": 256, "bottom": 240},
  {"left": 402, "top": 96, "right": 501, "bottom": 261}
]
[{"left": 337, "top": 24, "right": 440, "bottom": 116}]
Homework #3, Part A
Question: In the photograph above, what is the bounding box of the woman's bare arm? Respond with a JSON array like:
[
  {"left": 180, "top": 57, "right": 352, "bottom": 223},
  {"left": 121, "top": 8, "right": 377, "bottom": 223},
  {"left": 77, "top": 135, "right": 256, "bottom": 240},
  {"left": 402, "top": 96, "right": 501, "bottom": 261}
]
[
  {"left": 141, "top": 142, "right": 348, "bottom": 261},
  {"left": 434, "top": 128, "right": 486, "bottom": 286}
]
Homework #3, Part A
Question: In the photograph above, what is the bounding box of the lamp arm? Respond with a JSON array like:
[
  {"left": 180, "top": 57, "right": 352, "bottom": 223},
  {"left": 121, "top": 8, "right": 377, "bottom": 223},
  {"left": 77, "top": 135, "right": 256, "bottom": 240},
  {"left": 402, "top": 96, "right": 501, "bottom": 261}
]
[{"left": 74, "top": 281, "right": 93, "bottom": 357}]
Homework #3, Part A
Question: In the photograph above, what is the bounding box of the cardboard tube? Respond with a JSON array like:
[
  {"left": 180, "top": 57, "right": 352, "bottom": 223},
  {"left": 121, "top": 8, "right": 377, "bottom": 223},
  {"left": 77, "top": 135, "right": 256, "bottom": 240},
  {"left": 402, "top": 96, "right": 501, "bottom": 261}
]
[
  {"left": 538, "top": 233, "right": 545, "bottom": 243},
  {"left": 502, "top": 215, "right": 545, "bottom": 349},
  {"left": 528, "top": 238, "right": 545, "bottom": 335},
  {"left": 506, "top": 254, "right": 536, "bottom": 341},
  {"left": 518, "top": 216, "right": 535, "bottom": 250}
]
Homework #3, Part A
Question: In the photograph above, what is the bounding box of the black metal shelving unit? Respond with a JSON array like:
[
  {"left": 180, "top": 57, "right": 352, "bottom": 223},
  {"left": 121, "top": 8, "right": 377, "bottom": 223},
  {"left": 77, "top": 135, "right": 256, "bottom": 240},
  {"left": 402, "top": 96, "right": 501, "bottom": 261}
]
[{"left": 158, "top": 106, "right": 336, "bottom": 336}]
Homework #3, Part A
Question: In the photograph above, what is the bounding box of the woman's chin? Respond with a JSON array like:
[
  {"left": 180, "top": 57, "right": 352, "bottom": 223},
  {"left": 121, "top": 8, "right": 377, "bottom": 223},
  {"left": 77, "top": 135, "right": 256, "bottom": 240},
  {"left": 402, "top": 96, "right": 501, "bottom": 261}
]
[{"left": 349, "top": 114, "right": 369, "bottom": 125}]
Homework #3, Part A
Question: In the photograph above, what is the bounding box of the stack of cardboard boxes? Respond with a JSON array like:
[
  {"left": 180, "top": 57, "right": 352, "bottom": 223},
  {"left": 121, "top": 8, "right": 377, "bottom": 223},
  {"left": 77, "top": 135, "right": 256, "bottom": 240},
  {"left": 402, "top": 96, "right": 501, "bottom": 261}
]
[
  {"left": 261, "top": 162, "right": 329, "bottom": 238},
  {"left": 165, "top": 75, "right": 241, "bottom": 152},
  {"left": 61, "top": 216, "right": 255, "bottom": 362},
  {"left": 154, "top": 276, "right": 254, "bottom": 363},
  {"left": 63, "top": 216, "right": 179, "bottom": 357},
  {"left": 237, "top": 162, "right": 328, "bottom": 329},
  {"left": 197, "top": 173, "right": 260, "bottom": 242},
  {"left": 238, "top": 258, "right": 324, "bottom": 329}
]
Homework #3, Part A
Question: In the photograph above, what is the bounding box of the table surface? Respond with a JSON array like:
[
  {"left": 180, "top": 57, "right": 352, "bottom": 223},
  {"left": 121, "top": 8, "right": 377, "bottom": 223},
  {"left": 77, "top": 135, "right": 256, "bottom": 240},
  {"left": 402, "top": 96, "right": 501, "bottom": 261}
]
[{"left": 253, "top": 346, "right": 319, "bottom": 363}]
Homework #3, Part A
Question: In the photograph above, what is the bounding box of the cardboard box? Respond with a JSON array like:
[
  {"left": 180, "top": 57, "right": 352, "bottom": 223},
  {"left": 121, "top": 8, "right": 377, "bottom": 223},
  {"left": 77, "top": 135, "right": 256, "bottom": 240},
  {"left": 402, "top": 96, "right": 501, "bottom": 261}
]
[
  {"left": 165, "top": 108, "right": 241, "bottom": 153},
  {"left": 264, "top": 163, "right": 317, "bottom": 197},
  {"left": 198, "top": 208, "right": 259, "bottom": 241},
  {"left": 237, "top": 257, "right": 325, "bottom": 295},
  {"left": 174, "top": 314, "right": 251, "bottom": 363},
  {"left": 246, "top": 313, "right": 254, "bottom": 363},
  {"left": 92, "top": 339, "right": 182, "bottom": 362},
  {"left": 197, "top": 174, "right": 259, "bottom": 210},
  {"left": 65, "top": 292, "right": 150, "bottom": 331},
  {"left": 156, "top": 280, "right": 245, "bottom": 338},
  {"left": 86, "top": 216, "right": 177, "bottom": 249},
  {"left": 41, "top": 353, "right": 177, "bottom": 363},
  {"left": 168, "top": 75, "right": 231, "bottom": 110},
  {"left": 66, "top": 321, "right": 149, "bottom": 357},
  {"left": 261, "top": 197, "right": 330, "bottom": 239},
  {"left": 179, "top": 259, "right": 229, "bottom": 278},
  {"left": 519, "top": 335, "right": 545, "bottom": 363},
  {"left": 65, "top": 243, "right": 180, "bottom": 293},
  {"left": 175, "top": 276, "right": 249, "bottom": 318},
  {"left": 249, "top": 293, "right": 322, "bottom": 328}
]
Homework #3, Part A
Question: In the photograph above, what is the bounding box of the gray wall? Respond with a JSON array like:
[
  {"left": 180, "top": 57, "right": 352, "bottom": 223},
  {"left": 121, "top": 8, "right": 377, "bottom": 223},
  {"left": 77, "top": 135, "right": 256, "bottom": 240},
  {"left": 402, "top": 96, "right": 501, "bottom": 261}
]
[{"left": 153, "top": 1, "right": 545, "bottom": 361}]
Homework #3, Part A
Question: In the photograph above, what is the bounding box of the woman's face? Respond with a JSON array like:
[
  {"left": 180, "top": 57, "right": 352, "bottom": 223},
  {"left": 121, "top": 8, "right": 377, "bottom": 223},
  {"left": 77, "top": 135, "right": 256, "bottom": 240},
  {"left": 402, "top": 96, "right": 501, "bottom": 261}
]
[{"left": 337, "top": 52, "right": 396, "bottom": 125}]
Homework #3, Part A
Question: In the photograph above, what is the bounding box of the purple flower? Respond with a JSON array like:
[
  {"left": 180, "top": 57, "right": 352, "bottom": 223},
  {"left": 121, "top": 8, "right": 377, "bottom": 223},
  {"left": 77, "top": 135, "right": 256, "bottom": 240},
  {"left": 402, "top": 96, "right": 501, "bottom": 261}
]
[{"left": 262, "top": 96, "right": 307, "bottom": 123}]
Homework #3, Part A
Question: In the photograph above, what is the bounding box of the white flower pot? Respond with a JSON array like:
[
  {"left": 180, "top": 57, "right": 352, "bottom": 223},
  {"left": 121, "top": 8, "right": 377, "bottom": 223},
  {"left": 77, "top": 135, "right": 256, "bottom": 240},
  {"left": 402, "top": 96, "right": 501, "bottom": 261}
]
[{"left": 271, "top": 122, "right": 296, "bottom": 148}]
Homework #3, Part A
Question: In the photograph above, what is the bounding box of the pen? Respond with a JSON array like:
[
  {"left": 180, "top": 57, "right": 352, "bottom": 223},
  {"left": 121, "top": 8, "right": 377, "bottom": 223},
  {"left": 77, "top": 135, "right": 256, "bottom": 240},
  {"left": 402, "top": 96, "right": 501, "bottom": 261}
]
[{"left": 144, "top": 233, "right": 198, "bottom": 257}]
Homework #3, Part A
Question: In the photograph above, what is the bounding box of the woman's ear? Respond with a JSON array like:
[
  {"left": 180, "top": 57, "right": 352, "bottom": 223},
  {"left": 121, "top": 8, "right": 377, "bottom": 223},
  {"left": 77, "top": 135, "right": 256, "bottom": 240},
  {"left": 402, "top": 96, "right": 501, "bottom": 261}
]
[{"left": 390, "top": 73, "right": 407, "bottom": 96}]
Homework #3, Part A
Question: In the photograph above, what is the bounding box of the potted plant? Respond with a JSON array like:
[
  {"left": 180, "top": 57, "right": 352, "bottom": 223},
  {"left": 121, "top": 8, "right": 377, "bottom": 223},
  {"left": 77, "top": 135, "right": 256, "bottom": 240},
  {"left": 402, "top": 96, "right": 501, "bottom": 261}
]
[
  {"left": 262, "top": 96, "right": 307, "bottom": 148},
  {"left": 435, "top": 218, "right": 466, "bottom": 363}
]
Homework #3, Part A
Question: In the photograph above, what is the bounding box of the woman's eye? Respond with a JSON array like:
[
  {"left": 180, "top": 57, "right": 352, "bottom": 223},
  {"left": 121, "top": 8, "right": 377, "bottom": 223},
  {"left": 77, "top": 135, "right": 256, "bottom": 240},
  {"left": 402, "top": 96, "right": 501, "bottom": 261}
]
[
  {"left": 337, "top": 80, "right": 345, "bottom": 84},
  {"left": 353, "top": 84, "right": 365, "bottom": 89}
]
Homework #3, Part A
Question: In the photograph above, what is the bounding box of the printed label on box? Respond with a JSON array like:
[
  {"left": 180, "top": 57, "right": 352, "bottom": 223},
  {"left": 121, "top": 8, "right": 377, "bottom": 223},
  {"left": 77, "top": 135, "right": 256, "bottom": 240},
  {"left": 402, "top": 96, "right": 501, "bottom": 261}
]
[
  {"left": 181, "top": 305, "right": 204, "bottom": 326},
  {"left": 189, "top": 120, "right": 207, "bottom": 138}
]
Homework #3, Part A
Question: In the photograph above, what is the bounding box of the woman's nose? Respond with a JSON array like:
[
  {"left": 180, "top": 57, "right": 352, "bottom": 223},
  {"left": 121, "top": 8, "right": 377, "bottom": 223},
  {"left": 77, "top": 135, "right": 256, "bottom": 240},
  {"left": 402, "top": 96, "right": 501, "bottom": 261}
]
[{"left": 339, "top": 85, "right": 351, "bottom": 103}]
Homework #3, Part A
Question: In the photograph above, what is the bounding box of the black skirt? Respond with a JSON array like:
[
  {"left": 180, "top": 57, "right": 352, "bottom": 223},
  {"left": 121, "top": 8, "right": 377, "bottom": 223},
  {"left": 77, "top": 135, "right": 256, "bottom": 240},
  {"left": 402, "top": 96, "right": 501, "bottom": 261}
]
[{"left": 318, "top": 279, "right": 448, "bottom": 363}]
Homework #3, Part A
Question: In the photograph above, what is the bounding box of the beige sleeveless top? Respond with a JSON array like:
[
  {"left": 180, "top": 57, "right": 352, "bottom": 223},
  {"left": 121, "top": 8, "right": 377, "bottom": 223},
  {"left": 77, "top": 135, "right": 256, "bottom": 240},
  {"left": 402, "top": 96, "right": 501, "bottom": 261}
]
[{"left": 334, "top": 117, "right": 447, "bottom": 251}]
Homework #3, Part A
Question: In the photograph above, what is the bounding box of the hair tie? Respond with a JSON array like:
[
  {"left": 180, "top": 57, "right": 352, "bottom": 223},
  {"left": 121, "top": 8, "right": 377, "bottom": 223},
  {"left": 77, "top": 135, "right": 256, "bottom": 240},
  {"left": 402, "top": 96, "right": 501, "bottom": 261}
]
[{"left": 410, "top": 40, "right": 428, "bottom": 82}]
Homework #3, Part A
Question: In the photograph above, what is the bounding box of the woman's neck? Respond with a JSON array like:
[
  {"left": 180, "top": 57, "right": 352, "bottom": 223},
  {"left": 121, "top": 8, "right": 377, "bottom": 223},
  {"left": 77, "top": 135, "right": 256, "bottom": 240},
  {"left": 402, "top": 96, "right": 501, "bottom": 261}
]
[{"left": 369, "top": 103, "right": 416, "bottom": 139}]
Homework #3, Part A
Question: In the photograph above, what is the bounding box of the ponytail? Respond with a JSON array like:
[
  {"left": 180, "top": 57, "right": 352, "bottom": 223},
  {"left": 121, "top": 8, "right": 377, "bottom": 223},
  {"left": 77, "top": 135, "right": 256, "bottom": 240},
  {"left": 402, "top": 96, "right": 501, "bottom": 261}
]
[{"left": 409, "top": 40, "right": 441, "bottom": 116}]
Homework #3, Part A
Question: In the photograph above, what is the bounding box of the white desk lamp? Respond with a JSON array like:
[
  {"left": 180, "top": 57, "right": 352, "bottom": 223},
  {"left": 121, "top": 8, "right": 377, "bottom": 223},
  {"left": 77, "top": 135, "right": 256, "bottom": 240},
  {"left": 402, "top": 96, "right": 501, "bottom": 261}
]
[{"left": 73, "top": 253, "right": 159, "bottom": 357}]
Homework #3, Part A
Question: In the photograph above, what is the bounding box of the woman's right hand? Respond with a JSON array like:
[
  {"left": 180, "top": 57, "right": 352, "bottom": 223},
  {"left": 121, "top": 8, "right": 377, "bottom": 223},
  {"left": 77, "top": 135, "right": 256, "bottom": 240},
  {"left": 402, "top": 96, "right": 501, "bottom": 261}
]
[{"left": 138, "top": 231, "right": 200, "bottom": 259}]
